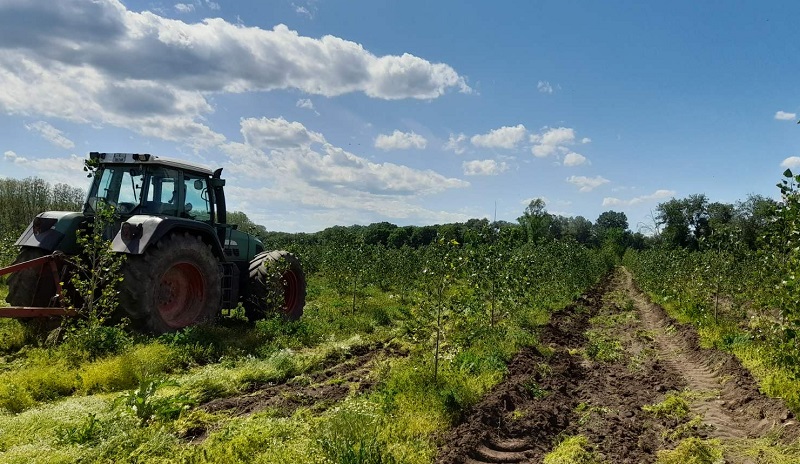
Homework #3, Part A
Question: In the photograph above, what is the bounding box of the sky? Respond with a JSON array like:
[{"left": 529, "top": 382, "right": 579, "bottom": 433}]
[{"left": 0, "top": 0, "right": 799, "bottom": 233}]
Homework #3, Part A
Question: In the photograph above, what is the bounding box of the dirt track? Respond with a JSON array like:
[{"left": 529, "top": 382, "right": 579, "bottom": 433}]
[{"left": 437, "top": 268, "right": 799, "bottom": 464}]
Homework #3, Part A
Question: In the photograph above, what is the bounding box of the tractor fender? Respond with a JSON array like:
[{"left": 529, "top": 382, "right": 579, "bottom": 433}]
[
  {"left": 14, "top": 211, "right": 85, "bottom": 253},
  {"left": 111, "top": 215, "right": 226, "bottom": 258}
]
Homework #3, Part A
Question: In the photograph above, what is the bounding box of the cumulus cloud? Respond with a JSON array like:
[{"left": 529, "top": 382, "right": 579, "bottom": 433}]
[
  {"left": 602, "top": 189, "right": 675, "bottom": 207},
  {"left": 444, "top": 133, "right": 468, "bottom": 154},
  {"left": 174, "top": 3, "right": 195, "bottom": 13},
  {"left": 566, "top": 175, "right": 610, "bottom": 192},
  {"left": 0, "top": 1, "right": 469, "bottom": 147},
  {"left": 25, "top": 121, "right": 75, "bottom": 149},
  {"left": 781, "top": 156, "right": 800, "bottom": 169},
  {"left": 470, "top": 124, "right": 527, "bottom": 149},
  {"left": 563, "top": 152, "right": 588, "bottom": 167},
  {"left": 462, "top": 159, "right": 509, "bottom": 176},
  {"left": 581, "top": 137, "right": 591, "bottom": 144},
  {"left": 296, "top": 98, "right": 315, "bottom": 110},
  {"left": 537, "top": 81, "right": 554, "bottom": 94},
  {"left": 374, "top": 130, "right": 427, "bottom": 151},
  {"left": 775, "top": 111, "right": 797, "bottom": 121},
  {"left": 224, "top": 117, "right": 468, "bottom": 198},
  {"left": 3, "top": 150, "right": 88, "bottom": 186},
  {"left": 530, "top": 127, "right": 576, "bottom": 157}
]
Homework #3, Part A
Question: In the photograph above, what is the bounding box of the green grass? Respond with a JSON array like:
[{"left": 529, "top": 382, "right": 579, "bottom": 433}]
[
  {"left": 656, "top": 437, "right": 723, "bottom": 464},
  {"left": 642, "top": 390, "right": 692, "bottom": 420},
  {"left": 542, "top": 435, "right": 604, "bottom": 464}
]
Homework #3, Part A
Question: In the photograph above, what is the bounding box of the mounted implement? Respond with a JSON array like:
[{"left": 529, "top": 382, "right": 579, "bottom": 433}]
[{"left": 1, "top": 152, "right": 306, "bottom": 333}]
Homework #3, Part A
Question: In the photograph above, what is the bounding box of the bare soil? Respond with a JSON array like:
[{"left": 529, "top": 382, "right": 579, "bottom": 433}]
[{"left": 437, "top": 269, "right": 799, "bottom": 464}]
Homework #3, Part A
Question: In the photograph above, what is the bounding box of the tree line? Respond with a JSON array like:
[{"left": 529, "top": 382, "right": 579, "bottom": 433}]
[{"left": 0, "top": 177, "right": 85, "bottom": 236}]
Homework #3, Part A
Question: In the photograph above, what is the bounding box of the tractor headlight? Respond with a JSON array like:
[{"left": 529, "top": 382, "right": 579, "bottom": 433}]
[
  {"left": 121, "top": 222, "right": 143, "bottom": 241},
  {"left": 32, "top": 216, "right": 57, "bottom": 235}
]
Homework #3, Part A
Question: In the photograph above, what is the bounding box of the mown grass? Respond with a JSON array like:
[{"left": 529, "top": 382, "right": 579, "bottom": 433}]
[{"left": 0, "top": 257, "right": 606, "bottom": 463}]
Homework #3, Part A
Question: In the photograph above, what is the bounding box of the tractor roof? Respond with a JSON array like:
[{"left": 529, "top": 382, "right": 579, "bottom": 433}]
[{"left": 89, "top": 152, "right": 214, "bottom": 176}]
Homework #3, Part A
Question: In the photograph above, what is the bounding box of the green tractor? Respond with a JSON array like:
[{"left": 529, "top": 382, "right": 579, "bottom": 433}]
[{"left": 2, "top": 152, "right": 305, "bottom": 333}]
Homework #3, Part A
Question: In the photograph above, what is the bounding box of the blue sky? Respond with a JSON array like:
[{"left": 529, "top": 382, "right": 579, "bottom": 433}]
[{"left": 1, "top": 0, "right": 798, "bottom": 233}]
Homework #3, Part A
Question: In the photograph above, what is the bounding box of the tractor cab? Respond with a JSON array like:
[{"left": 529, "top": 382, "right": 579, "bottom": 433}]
[{"left": 84, "top": 152, "right": 214, "bottom": 223}]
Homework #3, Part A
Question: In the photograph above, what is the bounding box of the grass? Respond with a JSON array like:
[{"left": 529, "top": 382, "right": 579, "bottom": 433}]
[
  {"left": 642, "top": 390, "right": 692, "bottom": 420},
  {"left": 0, "top": 254, "right": 609, "bottom": 463},
  {"left": 542, "top": 435, "right": 604, "bottom": 464},
  {"left": 656, "top": 437, "right": 723, "bottom": 464}
]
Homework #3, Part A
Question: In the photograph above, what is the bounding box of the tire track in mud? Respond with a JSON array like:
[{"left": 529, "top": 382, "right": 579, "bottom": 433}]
[
  {"left": 622, "top": 268, "right": 798, "bottom": 442},
  {"left": 439, "top": 269, "right": 799, "bottom": 464}
]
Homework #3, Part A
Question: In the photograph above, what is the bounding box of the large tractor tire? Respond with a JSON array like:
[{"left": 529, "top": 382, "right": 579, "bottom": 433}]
[
  {"left": 245, "top": 250, "right": 306, "bottom": 322},
  {"left": 120, "top": 232, "right": 221, "bottom": 334},
  {"left": 6, "top": 247, "right": 58, "bottom": 308}
]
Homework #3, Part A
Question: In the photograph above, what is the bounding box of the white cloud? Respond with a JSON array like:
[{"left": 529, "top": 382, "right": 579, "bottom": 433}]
[
  {"left": 537, "top": 81, "right": 554, "bottom": 94},
  {"left": 374, "top": 130, "right": 427, "bottom": 150},
  {"left": 205, "top": 1, "right": 220, "bottom": 10},
  {"left": 566, "top": 175, "right": 610, "bottom": 192},
  {"left": 444, "top": 133, "right": 468, "bottom": 154},
  {"left": 225, "top": 117, "right": 468, "bottom": 197},
  {"left": 296, "top": 99, "right": 315, "bottom": 110},
  {"left": 462, "top": 159, "right": 509, "bottom": 176},
  {"left": 3, "top": 151, "right": 88, "bottom": 187},
  {"left": 0, "top": 2, "right": 470, "bottom": 147},
  {"left": 25, "top": 121, "right": 75, "bottom": 149},
  {"left": 781, "top": 156, "right": 800, "bottom": 169},
  {"left": 470, "top": 124, "right": 527, "bottom": 149},
  {"left": 174, "top": 3, "right": 195, "bottom": 13},
  {"left": 563, "top": 152, "right": 588, "bottom": 167},
  {"left": 602, "top": 189, "right": 675, "bottom": 207},
  {"left": 581, "top": 137, "right": 591, "bottom": 144},
  {"left": 530, "top": 127, "right": 576, "bottom": 157},
  {"left": 240, "top": 117, "right": 325, "bottom": 150},
  {"left": 293, "top": 4, "right": 313, "bottom": 18},
  {"left": 775, "top": 111, "right": 797, "bottom": 121}
]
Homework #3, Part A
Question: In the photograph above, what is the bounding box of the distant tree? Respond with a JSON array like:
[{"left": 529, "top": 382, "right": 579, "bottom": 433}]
[
  {"left": 564, "top": 216, "right": 593, "bottom": 244},
  {"left": 518, "top": 198, "right": 553, "bottom": 243}
]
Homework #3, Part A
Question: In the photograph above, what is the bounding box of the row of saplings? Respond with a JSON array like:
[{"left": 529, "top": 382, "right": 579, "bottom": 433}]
[{"left": 5, "top": 233, "right": 306, "bottom": 334}]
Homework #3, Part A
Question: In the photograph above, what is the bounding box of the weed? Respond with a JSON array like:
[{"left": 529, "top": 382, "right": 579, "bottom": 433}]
[
  {"left": 656, "top": 437, "right": 724, "bottom": 464},
  {"left": 574, "top": 402, "right": 614, "bottom": 426},
  {"left": 543, "top": 435, "right": 603, "bottom": 464},
  {"left": 523, "top": 379, "right": 548, "bottom": 399},
  {"left": 666, "top": 414, "right": 711, "bottom": 441},
  {"left": 643, "top": 391, "right": 691, "bottom": 420},
  {"left": 585, "top": 330, "right": 623, "bottom": 362},
  {"left": 119, "top": 379, "right": 194, "bottom": 426},
  {"left": 56, "top": 412, "right": 101, "bottom": 445},
  {"left": 316, "top": 400, "right": 396, "bottom": 464}
]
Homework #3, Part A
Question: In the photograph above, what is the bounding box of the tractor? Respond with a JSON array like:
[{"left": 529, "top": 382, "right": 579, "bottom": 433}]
[{"left": 1, "top": 152, "right": 305, "bottom": 333}]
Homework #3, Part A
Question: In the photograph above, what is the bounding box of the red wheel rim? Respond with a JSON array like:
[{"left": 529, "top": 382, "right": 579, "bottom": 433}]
[
  {"left": 156, "top": 262, "right": 205, "bottom": 328},
  {"left": 282, "top": 270, "right": 299, "bottom": 314}
]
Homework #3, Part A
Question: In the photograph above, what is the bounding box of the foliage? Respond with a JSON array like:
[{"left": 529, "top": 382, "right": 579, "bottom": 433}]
[
  {"left": 120, "top": 379, "right": 194, "bottom": 426},
  {"left": 62, "top": 196, "right": 127, "bottom": 359},
  {"left": 656, "top": 437, "right": 724, "bottom": 464},
  {"left": 316, "top": 400, "right": 396, "bottom": 464},
  {"left": 542, "top": 435, "right": 603, "bottom": 464},
  {"left": 642, "top": 391, "right": 691, "bottom": 420}
]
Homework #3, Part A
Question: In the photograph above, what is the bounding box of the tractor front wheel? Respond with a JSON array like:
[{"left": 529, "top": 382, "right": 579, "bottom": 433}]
[{"left": 244, "top": 250, "right": 306, "bottom": 322}]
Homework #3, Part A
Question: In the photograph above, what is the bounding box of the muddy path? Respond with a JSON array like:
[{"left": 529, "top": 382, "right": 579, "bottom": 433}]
[{"left": 438, "top": 268, "right": 799, "bottom": 464}]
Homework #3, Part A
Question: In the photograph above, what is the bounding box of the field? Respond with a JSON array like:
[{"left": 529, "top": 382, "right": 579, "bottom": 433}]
[{"left": 3, "top": 177, "right": 800, "bottom": 462}]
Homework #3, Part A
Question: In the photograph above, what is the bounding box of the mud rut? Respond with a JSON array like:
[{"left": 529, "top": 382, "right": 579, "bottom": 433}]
[{"left": 438, "top": 268, "right": 799, "bottom": 464}]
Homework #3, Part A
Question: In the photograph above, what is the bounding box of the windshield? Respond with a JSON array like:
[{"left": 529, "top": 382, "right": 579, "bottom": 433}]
[
  {"left": 84, "top": 164, "right": 206, "bottom": 219},
  {"left": 85, "top": 165, "right": 145, "bottom": 214}
]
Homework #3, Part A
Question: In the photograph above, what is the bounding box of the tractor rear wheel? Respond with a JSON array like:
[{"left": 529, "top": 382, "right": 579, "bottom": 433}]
[
  {"left": 244, "top": 250, "right": 305, "bottom": 322},
  {"left": 120, "top": 232, "right": 221, "bottom": 333}
]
